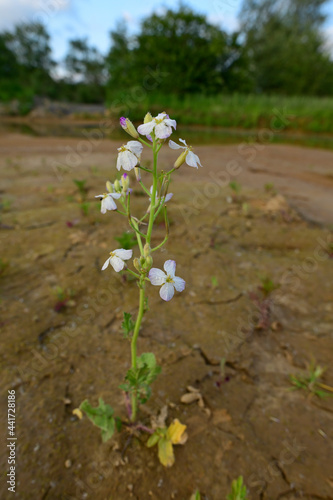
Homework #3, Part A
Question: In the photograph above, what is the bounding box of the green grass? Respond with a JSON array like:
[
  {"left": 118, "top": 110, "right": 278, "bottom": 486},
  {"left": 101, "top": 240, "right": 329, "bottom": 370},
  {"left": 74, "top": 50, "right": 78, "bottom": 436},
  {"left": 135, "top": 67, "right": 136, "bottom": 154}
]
[{"left": 111, "top": 92, "right": 333, "bottom": 134}]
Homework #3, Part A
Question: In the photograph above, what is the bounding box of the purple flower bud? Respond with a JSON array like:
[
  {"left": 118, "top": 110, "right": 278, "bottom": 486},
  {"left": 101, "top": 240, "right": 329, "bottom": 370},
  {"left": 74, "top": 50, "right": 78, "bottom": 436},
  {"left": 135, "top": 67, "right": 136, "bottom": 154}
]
[
  {"left": 120, "top": 117, "right": 127, "bottom": 128},
  {"left": 123, "top": 173, "right": 128, "bottom": 178}
]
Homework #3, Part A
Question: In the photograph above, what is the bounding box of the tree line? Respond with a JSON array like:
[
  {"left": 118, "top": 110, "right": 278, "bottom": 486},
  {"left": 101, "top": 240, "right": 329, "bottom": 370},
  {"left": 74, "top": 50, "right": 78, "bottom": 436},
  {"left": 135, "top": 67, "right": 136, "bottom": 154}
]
[{"left": 1, "top": 0, "right": 332, "bottom": 109}]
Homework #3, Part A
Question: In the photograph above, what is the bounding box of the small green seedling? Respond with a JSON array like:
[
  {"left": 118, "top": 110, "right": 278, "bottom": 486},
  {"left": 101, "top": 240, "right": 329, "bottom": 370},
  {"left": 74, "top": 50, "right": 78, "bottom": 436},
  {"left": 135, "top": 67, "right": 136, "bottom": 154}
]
[
  {"left": 229, "top": 181, "right": 241, "bottom": 194},
  {"left": 0, "top": 258, "right": 9, "bottom": 276},
  {"left": 190, "top": 490, "right": 201, "bottom": 500},
  {"left": 114, "top": 231, "right": 138, "bottom": 250},
  {"left": 227, "top": 476, "right": 248, "bottom": 500},
  {"left": 80, "top": 201, "right": 90, "bottom": 216},
  {"left": 259, "top": 275, "right": 279, "bottom": 297},
  {"left": 211, "top": 276, "right": 218, "bottom": 288},
  {"left": 264, "top": 182, "right": 275, "bottom": 193},
  {"left": 53, "top": 286, "right": 76, "bottom": 313},
  {"left": 290, "top": 361, "right": 333, "bottom": 398},
  {"left": 73, "top": 179, "right": 88, "bottom": 199},
  {"left": 0, "top": 198, "right": 12, "bottom": 212}
]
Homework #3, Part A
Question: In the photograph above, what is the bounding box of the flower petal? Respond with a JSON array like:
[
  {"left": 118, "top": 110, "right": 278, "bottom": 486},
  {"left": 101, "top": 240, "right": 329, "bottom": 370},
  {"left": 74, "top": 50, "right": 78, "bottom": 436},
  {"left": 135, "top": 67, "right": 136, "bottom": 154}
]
[
  {"left": 160, "top": 282, "right": 175, "bottom": 301},
  {"left": 164, "top": 118, "right": 177, "bottom": 129},
  {"left": 186, "top": 151, "right": 202, "bottom": 168},
  {"left": 168, "top": 140, "right": 183, "bottom": 150},
  {"left": 179, "top": 138, "right": 187, "bottom": 146},
  {"left": 173, "top": 276, "right": 186, "bottom": 292},
  {"left": 126, "top": 140, "right": 143, "bottom": 156},
  {"left": 155, "top": 122, "right": 172, "bottom": 139},
  {"left": 101, "top": 257, "right": 110, "bottom": 270},
  {"left": 119, "top": 150, "right": 138, "bottom": 171},
  {"left": 164, "top": 260, "right": 176, "bottom": 277},
  {"left": 110, "top": 255, "right": 125, "bottom": 272},
  {"left": 113, "top": 248, "right": 133, "bottom": 260},
  {"left": 164, "top": 193, "right": 173, "bottom": 203},
  {"left": 137, "top": 121, "right": 155, "bottom": 135},
  {"left": 102, "top": 196, "right": 117, "bottom": 212},
  {"left": 110, "top": 192, "right": 122, "bottom": 199},
  {"left": 149, "top": 268, "right": 167, "bottom": 286}
]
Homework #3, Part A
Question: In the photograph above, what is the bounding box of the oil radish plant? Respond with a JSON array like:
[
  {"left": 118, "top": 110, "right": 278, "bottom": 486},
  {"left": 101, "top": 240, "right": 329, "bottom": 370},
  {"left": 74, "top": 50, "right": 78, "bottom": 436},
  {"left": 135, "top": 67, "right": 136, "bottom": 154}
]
[{"left": 77, "top": 112, "right": 203, "bottom": 466}]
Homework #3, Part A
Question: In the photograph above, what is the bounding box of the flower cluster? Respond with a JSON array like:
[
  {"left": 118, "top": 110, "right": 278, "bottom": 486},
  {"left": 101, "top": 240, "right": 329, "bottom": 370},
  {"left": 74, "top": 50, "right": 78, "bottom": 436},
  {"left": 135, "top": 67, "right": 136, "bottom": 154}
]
[{"left": 95, "top": 112, "right": 203, "bottom": 302}]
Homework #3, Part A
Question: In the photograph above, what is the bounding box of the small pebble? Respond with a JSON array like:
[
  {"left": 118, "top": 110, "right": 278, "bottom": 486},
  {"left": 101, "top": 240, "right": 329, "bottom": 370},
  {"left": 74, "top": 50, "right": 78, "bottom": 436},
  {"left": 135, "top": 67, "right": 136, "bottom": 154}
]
[{"left": 65, "top": 459, "right": 72, "bottom": 468}]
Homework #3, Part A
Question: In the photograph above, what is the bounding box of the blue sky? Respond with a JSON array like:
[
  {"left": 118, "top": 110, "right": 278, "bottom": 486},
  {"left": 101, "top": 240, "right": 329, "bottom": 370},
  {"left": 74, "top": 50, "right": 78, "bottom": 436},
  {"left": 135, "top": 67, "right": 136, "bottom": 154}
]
[{"left": 0, "top": 0, "right": 333, "bottom": 62}]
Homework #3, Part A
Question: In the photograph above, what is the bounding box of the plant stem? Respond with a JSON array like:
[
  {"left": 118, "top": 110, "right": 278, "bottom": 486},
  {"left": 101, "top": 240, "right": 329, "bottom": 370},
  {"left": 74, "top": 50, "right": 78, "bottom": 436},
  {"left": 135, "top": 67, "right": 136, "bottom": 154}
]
[
  {"left": 146, "top": 138, "right": 158, "bottom": 245},
  {"left": 130, "top": 138, "right": 158, "bottom": 423},
  {"left": 130, "top": 283, "right": 146, "bottom": 422}
]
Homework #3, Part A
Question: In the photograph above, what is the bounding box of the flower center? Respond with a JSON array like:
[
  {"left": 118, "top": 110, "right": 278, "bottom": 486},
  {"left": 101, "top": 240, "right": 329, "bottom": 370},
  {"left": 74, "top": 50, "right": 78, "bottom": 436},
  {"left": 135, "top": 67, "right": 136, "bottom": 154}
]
[
  {"left": 166, "top": 275, "right": 174, "bottom": 284},
  {"left": 155, "top": 118, "right": 163, "bottom": 124},
  {"left": 109, "top": 251, "right": 115, "bottom": 257},
  {"left": 102, "top": 193, "right": 108, "bottom": 199},
  {"left": 119, "top": 145, "right": 127, "bottom": 152}
]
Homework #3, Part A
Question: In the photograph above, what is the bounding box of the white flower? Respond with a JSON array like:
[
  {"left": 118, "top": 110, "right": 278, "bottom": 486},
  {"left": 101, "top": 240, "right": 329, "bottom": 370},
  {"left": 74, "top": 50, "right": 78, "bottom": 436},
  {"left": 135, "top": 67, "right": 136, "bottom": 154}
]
[
  {"left": 95, "top": 192, "right": 121, "bottom": 214},
  {"left": 137, "top": 112, "right": 177, "bottom": 140},
  {"left": 117, "top": 141, "right": 143, "bottom": 172},
  {"left": 169, "top": 138, "right": 203, "bottom": 168},
  {"left": 149, "top": 260, "right": 185, "bottom": 301},
  {"left": 102, "top": 249, "right": 133, "bottom": 272}
]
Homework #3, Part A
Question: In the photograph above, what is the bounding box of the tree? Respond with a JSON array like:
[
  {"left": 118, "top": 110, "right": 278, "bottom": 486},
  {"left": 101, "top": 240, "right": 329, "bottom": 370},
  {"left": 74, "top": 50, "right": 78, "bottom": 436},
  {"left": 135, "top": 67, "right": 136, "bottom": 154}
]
[
  {"left": 107, "top": 5, "right": 255, "bottom": 97},
  {"left": 239, "top": 0, "right": 333, "bottom": 95},
  {"left": 65, "top": 37, "right": 105, "bottom": 86},
  {"left": 4, "top": 21, "right": 53, "bottom": 72}
]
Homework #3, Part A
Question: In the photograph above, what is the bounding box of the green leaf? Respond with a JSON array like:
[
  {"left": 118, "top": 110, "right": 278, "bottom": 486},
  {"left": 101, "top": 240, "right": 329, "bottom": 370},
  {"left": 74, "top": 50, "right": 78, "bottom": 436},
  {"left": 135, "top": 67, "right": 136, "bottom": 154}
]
[
  {"left": 147, "top": 432, "right": 160, "bottom": 448},
  {"left": 80, "top": 398, "right": 115, "bottom": 442},
  {"left": 122, "top": 312, "right": 135, "bottom": 338}
]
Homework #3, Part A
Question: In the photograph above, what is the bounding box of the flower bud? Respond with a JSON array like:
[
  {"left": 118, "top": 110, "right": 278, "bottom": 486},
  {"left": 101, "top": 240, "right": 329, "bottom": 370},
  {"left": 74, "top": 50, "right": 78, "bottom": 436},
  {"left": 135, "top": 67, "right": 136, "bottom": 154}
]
[
  {"left": 134, "top": 167, "right": 141, "bottom": 182},
  {"left": 144, "top": 112, "right": 153, "bottom": 123},
  {"left": 133, "top": 258, "right": 141, "bottom": 272},
  {"left": 106, "top": 180, "right": 112, "bottom": 193},
  {"left": 145, "top": 255, "right": 153, "bottom": 270},
  {"left": 119, "top": 117, "right": 139, "bottom": 139},
  {"left": 113, "top": 179, "right": 121, "bottom": 193},
  {"left": 121, "top": 173, "right": 129, "bottom": 193},
  {"left": 174, "top": 150, "right": 188, "bottom": 169},
  {"left": 143, "top": 243, "right": 151, "bottom": 258}
]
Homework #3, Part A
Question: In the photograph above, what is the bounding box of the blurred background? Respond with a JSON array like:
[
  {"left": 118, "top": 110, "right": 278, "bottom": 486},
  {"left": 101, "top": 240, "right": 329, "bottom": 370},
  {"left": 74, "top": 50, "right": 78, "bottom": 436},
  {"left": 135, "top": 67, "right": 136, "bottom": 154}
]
[
  {"left": 1, "top": 0, "right": 333, "bottom": 137},
  {"left": 1, "top": 2, "right": 333, "bottom": 500}
]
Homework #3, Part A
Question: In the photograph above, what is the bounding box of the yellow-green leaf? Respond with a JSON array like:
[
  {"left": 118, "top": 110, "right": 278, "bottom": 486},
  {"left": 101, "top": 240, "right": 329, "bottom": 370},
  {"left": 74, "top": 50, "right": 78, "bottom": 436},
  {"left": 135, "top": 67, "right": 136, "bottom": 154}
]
[
  {"left": 158, "top": 437, "right": 175, "bottom": 467},
  {"left": 147, "top": 432, "right": 160, "bottom": 448},
  {"left": 167, "top": 419, "right": 187, "bottom": 445}
]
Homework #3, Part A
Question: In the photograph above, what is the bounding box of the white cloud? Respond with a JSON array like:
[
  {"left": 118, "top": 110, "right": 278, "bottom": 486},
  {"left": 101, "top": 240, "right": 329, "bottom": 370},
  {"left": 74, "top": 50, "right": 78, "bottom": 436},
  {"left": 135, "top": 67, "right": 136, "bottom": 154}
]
[{"left": 0, "top": 0, "right": 71, "bottom": 29}]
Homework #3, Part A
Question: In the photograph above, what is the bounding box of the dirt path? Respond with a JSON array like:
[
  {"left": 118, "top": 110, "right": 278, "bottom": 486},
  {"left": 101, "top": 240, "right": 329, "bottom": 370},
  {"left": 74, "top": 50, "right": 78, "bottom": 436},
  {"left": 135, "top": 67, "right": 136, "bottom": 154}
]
[
  {"left": 0, "top": 133, "right": 332, "bottom": 225},
  {"left": 0, "top": 133, "right": 333, "bottom": 500}
]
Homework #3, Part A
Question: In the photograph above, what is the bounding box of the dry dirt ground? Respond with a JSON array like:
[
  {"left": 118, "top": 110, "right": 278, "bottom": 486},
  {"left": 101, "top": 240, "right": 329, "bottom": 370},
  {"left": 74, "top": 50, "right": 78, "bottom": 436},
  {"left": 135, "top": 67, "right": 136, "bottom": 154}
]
[{"left": 0, "top": 132, "right": 333, "bottom": 500}]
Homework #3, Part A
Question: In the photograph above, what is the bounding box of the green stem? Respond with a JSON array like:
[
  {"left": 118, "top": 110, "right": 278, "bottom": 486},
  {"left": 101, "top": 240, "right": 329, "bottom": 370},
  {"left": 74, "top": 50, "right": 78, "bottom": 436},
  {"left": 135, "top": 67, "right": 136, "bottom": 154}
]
[
  {"left": 132, "top": 219, "right": 144, "bottom": 254},
  {"left": 138, "top": 137, "right": 153, "bottom": 148},
  {"left": 151, "top": 207, "right": 169, "bottom": 252},
  {"left": 146, "top": 138, "right": 158, "bottom": 244},
  {"left": 130, "top": 283, "right": 146, "bottom": 422},
  {"left": 139, "top": 181, "right": 151, "bottom": 196},
  {"left": 126, "top": 268, "right": 140, "bottom": 279}
]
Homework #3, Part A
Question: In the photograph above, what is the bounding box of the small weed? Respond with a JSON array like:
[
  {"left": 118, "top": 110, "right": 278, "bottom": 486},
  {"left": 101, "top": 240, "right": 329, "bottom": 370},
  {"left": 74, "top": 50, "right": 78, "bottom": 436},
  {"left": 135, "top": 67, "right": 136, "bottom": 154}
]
[
  {"left": 211, "top": 276, "right": 218, "bottom": 288},
  {"left": 0, "top": 258, "right": 9, "bottom": 276},
  {"left": 259, "top": 275, "right": 280, "bottom": 298},
  {"left": 290, "top": 361, "right": 333, "bottom": 398},
  {"left": 114, "top": 231, "right": 138, "bottom": 250},
  {"left": 53, "top": 286, "right": 76, "bottom": 313},
  {"left": 190, "top": 490, "right": 201, "bottom": 500},
  {"left": 264, "top": 182, "right": 276, "bottom": 194},
  {"left": 227, "top": 476, "right": 248, "bottom": 500}
]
